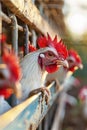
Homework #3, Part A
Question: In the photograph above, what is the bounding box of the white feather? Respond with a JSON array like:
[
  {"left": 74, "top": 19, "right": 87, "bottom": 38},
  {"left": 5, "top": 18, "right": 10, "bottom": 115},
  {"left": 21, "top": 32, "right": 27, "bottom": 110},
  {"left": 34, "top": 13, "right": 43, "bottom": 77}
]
[
  {"left": 19, "top": 47, "right": 53, "bottom": 102},
  {"left": 0, "top": 96, "right": 11, "bottom": 115},
  {"left": 45, "top": 66, "right": 68, "bottom": 85}
]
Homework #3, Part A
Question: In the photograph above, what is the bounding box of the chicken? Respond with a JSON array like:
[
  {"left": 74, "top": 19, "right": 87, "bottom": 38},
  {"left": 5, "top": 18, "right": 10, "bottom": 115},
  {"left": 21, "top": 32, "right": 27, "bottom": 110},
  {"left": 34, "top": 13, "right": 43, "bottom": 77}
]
[
  {"left": 45, "top": 49, "right": 83, "bottom": 88},
  {"left": 1, "top": 48, "right": 22, "bottom": 98},
  {"left": 51, "top": 50, "right": 83, "bottom": 130},
  {"left": 18, "top": 41, "right": 37, "bottom": 59},
  {"left": 0, "top": 34, "right": 22, "bottom": 114},
  {"left": 18, "top": 34, "right": 68, "bottom": 103},
  {"left": 28, "top": 43, "right": 37, "bottom": 52},
  {"left": 0, "top": 96, "right": 11, "bottom": 115}
]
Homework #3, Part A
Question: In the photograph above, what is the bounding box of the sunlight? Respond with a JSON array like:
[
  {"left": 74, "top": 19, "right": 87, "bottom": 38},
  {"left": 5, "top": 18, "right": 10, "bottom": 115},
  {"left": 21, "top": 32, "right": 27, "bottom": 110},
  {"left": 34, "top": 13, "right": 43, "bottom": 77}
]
[
  {"left": 77, "top": 0, "right": 87, "bottom": 6},
  {"left": 64, "top": 0, "right": 87, "bottom": 39},
  {"left": 66, "top": 13, "right": 87, "bottom": 36}
]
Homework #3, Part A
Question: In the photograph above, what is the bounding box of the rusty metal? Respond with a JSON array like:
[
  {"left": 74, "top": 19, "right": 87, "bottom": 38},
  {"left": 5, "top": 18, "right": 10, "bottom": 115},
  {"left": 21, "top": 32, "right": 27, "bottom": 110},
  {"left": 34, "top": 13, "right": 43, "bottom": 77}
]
[
  {"left": 0, "top": 3, "right": 2, "bottom": 58},
  {"left": 31, "top": 30, "right": 37, "bottom": 47},
  {"left": 1, "top": 11, "right": 23, "bottom": 32},
  {"left": 0, "top": 3, "right": 3, "bottom": 58},
  {"left": 1, "top": 11, "right": 11, "bottom": 24},
  {"left": 10, "top": 14, "right": 18, "bottom": 55},
  {"left": 18, "top": 24, "right": 23, "bottom": 32},
  {"left": 32, "top": 0, "right": 36, "bottom": 4},
  {"left": 0, "top": 82, "right": 61, "bottom": 130},
  {"left": 42, "top": 114, "right": 49, "bottom": 130},
  {"left": 38, "top": 123, "right": 42, "bottom": 130},
  {"left": 23, "top": 24, "right": 29, "bottom": 55}
]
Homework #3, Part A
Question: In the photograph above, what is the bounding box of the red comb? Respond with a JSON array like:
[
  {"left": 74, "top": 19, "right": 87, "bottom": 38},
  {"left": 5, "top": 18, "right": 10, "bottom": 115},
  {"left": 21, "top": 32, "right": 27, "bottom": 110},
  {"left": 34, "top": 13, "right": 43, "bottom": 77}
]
[
  {"left": 0, "top": 34, "right": 7, "bottom": 43},
  {"left": 68, "top": 49, "right": 82, "bottom": 63},
  {"left": 29, "top": 44, "right": 37, "bottom": 52},
  {"left": 20, "top": 43, "right": 37, "bottom": 52},
  {"left": 37, "top": 33, "right": 68, "bottom": 60},
  {"left": 2, "top": 49, "right": 21, "bottom": 82}
]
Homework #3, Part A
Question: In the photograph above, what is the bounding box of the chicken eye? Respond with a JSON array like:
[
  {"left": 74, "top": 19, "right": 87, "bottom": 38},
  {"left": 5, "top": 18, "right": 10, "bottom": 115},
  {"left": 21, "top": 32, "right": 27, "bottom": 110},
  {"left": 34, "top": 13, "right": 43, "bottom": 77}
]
[
  {"left": 69, "top": 59, "right": 74, "bottom": 63},
  {"left": 47, "top": 52, "right": 54, "bottom": 57}
]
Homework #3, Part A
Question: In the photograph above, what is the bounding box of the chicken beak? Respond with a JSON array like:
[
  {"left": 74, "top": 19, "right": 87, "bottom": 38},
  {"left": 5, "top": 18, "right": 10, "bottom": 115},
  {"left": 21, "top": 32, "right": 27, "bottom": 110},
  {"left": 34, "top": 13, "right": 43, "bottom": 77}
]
[
  {"left": 78, "top": 63, "right": 83, "bottom": 69},
  {"left": 57, "top": 60, "right": 69, "bottom": 68}
]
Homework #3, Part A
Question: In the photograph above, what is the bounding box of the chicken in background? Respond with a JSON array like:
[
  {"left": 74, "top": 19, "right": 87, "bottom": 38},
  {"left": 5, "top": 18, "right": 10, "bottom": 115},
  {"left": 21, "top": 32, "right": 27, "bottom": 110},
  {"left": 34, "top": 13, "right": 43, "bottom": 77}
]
[
  {"left": 45, "top": 49, "right": 83, "bottom": 89},
  {"left": 78, "top": 86, "right": 87, "bottom": 120},
  {"left": 17, "top": 33, "right": 68, "bottom": 104},
  {"left": 19, "top": 41, "right": 37, "bottom": 59},
  {"left": 61, "top": 75, "right": 80, "bottom": 91},
  {"left": 51, "top": 50, "right": 83, "bottom": 130},
  {"left": 0, "top": 34, "right": 22, "bottom": 114}
]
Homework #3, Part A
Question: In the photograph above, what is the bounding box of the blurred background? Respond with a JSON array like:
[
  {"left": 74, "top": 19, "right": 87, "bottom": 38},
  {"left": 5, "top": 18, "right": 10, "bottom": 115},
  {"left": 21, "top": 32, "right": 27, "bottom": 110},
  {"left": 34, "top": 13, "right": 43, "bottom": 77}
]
[
  {"left": 35, "top": 0, "right": 87, "bottom": 85},
  {"left": 63, "top": 0, "right": 87, "bottom": 85},
  {"left": 35, "top": 0, "right": 87, "bottom": 130}
]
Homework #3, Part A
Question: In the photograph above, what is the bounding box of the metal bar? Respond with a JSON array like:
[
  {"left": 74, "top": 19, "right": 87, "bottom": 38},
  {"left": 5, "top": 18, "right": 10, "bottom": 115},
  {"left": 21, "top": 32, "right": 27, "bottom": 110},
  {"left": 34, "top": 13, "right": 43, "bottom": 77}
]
[
  {"left": 47, "top": 109, "right": 51, "bottom": 129},
  {"left": 1, "top": 11, "right": 24, "bottom": 32},
  {"left": 1, "top": 11, "right": 11, "bottom": 24},
  {"left": 32, "top": 0, "right": 36, "bottom": 4},
  {"left": 0, "top": 3, "right": 1, "bottom": 34},
  {"left": 6, "top": 14, "right": 19, "bottom": 107},
  {"left": 31, "top": 30, "right": 37, "bottom": 47},
  {"left": 42, "top": 115, "right": 49, "bottom": 130},
  {"left": 23, "top": 24, "right": 29, "bottom": 55},
  {"left": 17, "top": 24, "right": 23, "bottom": 31},
  {"left": 39, "top": 4, "right": 44, "bottom": 16},
  {"left": 0, "top": 3, "right": 1, "bottom": 29},
  {"left": 2, "top": 0, "right": 60, "bottom": 38},
  {"left": 47, "top": 99, "right": 58, "bottom": 130},
  {"left": 0, "top": 82, "right": 62, "bottom": 130},
  {"left": 38, "top": 122, "right": 42, "bottom": 130},
  {"left": 0, "top": 2, "right": 3, "bottom": 58},
  {"left": 51, "top": 93, "right": 66, "bottom": 130},
  {"left": 10, "top": 14, "right": 18, "bottom": 55}
]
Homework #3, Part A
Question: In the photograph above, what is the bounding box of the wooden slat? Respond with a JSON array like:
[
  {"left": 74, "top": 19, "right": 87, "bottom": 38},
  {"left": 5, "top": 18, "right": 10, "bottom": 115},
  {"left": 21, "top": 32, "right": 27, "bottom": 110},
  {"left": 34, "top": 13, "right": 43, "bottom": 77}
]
[{"left": 2, "top": 0, "right": 60, "bottom": 39}]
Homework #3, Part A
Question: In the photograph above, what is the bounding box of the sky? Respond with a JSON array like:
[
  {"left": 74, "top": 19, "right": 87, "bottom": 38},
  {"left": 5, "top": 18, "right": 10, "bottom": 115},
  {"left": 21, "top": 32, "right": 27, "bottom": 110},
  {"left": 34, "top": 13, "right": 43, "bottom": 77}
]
[{"left": 63, "top": 0, "right": 87, "bottom": 39}]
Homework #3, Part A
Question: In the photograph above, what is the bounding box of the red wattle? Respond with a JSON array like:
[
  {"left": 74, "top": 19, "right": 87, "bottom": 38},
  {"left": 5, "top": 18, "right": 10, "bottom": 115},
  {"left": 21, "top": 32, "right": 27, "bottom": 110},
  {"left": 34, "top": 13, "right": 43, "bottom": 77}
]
[{"left": 45, "top": 65, "right": 58, "bottom": 73}]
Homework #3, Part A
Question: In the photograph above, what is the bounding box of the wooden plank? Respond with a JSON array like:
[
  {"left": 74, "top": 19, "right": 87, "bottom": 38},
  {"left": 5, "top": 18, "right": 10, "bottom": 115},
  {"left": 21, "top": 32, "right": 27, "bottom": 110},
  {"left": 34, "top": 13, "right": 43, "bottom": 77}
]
[
  {"left": 2, "top": 0, "right": 60, "bottom": 39},
  {"left": 0, "top": 82, "right": 62, "bottom": 130}
]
